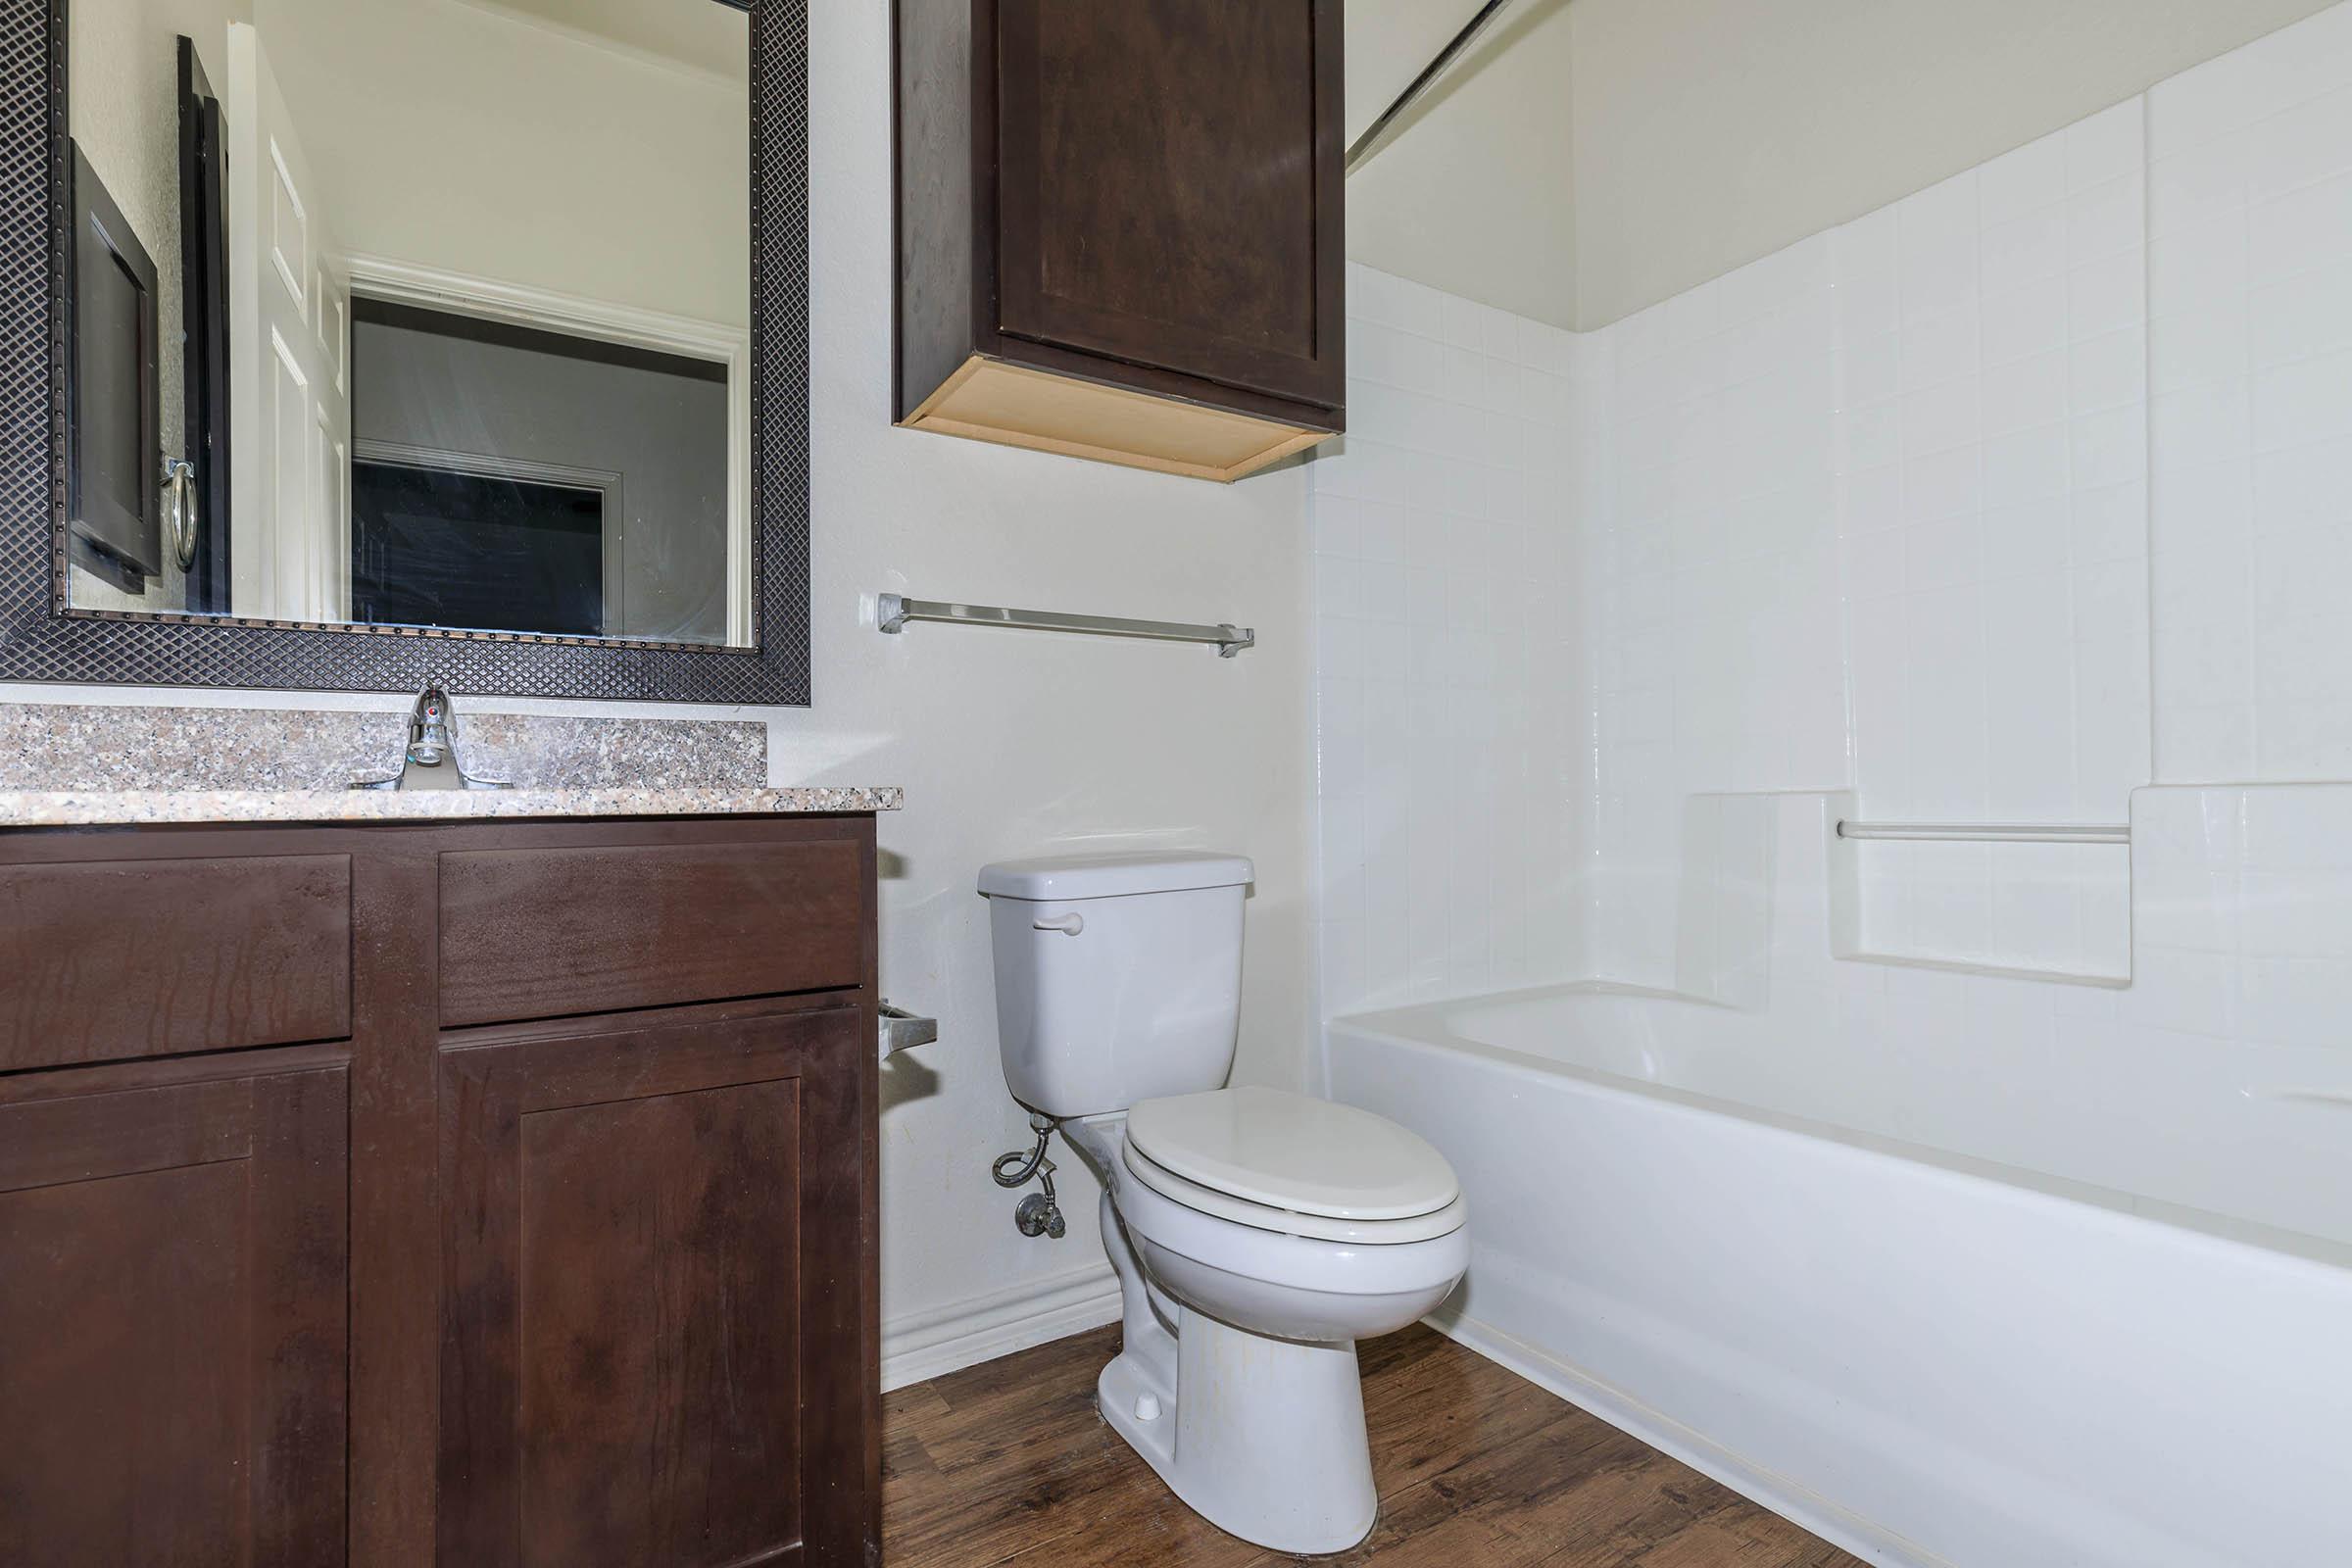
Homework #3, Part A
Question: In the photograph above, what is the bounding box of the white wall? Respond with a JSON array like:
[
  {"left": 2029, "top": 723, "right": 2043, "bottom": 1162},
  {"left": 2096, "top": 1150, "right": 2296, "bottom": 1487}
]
[
  {"left": 797, "top": 0, "right": 1314, "bottom": 1384},
  {"left": 9, "top": 0, "right": 1318, "bottom": 1388},
  {"left": 261, "top": 0, "right": 749, "bottom": 328}
]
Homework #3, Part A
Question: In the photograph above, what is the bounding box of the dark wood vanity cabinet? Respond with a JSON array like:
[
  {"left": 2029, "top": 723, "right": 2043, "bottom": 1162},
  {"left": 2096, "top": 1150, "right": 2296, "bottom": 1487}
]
[
  {"left": 895, "top": 0, "right": 1346, "bottom": 482},
  {"left": 0, "top": 815, "right": 881, "bottom": 1568}
]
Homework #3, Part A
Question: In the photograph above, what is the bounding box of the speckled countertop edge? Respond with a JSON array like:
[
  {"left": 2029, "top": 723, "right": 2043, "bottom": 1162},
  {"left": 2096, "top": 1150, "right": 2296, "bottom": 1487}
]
[{"left": 0, "top": 785, "right": 904, "bottom": 828}]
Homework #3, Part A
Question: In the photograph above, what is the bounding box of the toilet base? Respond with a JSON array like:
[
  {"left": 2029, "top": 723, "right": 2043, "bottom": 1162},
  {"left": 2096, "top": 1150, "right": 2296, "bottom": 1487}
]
[{"left": 1098, "top": 1298, "right": 1377, "bottom": 1554}]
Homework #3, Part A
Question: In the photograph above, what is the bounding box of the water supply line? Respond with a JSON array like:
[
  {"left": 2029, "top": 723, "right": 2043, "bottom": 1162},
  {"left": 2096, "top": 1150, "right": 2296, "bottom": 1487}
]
[{"left": 992, "top": 1110, "right": 1066, "bottom": 1239}]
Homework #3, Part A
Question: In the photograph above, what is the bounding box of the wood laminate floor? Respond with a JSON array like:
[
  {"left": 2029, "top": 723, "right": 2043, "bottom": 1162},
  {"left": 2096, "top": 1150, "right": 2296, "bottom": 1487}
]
[{"left": 884, "top": 1322, "right": 1868, "bottom": 1567}]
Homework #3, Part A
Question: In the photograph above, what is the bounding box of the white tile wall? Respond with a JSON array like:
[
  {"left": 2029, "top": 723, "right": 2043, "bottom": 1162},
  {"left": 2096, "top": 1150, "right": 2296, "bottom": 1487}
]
[
  {"left": 2149, "top": 2, "right": 2352, "bottom": 782},
  {"left": 1591, "top": 236, "right": 1847, "bottom": 984},
  {"left": 1585, "top": 109, "right": 2153, "bottom": 985},
  {"left": 2131, "top": 784, "right": 2352, "bottom": 1059},
  {"left": 1832, "top": 105, "right": 2151, "bottom": 979},
  {"left": 1309, "top": 265, "right": 1592, "bottom": 1017},
  {"left": 1312, "top": 1, "right": 2352, "bottom": 1062}
]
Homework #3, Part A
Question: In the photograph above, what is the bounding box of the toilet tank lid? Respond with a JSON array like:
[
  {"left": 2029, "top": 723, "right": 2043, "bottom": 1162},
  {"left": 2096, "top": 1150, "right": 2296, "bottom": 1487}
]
[{"left": 978, "top": 851, "right": 1252, "bottom": 901}]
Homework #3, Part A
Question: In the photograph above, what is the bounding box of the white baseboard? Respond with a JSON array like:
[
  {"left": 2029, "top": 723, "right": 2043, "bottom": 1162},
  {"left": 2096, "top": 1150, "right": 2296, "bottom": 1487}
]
[
  {"left": 1424, "top": 1310, "right": 1949, "bottom": 1568},
  {"left": 882, "top": 1263, "right": 1123, "bottom": 1393}
]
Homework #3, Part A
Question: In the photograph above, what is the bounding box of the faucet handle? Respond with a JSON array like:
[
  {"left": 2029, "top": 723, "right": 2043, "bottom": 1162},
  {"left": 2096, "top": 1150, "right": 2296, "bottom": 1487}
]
[
  {"left": 348, "top": 682, "right": 513, "bottom": 792},
  {"left": 408, "top": 683, "right": 454, "bottom": 765}
]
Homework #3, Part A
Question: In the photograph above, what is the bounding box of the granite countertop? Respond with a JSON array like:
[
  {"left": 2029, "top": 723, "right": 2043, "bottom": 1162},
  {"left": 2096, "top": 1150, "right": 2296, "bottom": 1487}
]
[
  {"left": 0, "top": 704, "right": 899, "bottom": 826},
  {"left": 0, "top": 784, "right": 904, "bottom": 828}
]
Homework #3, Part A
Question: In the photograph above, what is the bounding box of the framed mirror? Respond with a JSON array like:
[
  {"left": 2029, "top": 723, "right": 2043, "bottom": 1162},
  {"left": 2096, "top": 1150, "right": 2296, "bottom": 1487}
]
[{"left": 0, "top": 0, "right": 807, "bottom": 704}]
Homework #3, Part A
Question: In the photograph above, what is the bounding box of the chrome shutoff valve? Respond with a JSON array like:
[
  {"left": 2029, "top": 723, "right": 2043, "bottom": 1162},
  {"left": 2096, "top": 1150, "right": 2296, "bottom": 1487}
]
[
  {"left": 993, "top": 1112, "right": 1066, "bottom": 1239},
  {"left": 1014, "top": 1175, "right": 1066, "bottom": 1240}
]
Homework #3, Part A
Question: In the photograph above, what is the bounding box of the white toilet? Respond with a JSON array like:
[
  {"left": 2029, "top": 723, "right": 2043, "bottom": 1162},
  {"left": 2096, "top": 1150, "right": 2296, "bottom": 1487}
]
[{"left": 979, "top": 851, "right": 1468, "bottom": 1555}]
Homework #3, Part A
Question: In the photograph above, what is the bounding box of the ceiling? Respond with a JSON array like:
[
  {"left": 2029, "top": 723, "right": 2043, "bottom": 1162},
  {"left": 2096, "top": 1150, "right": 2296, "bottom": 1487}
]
[
  {"left": 1345, "top": 0, "right": 1580, "bottom": 329},
  {"left": 1344, "top": 0, "right": 2342, "bottom": 331},
  {"left": 455, "top": 0, "right": 747, "bottom": 82},
  {"left": 1345, "top": 0, "right": 1496, "bottom": 149}
]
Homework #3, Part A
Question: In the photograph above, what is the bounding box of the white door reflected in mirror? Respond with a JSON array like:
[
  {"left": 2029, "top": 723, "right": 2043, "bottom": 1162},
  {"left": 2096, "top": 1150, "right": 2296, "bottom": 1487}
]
[{"left": 64, "top": 0, "right": 753, "bottom": 648}]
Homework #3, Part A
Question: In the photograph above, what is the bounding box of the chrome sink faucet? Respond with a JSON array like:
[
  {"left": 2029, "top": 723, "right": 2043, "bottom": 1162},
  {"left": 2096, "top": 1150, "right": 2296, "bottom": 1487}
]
[{"left": 351, "top": 683, "right": 513, "bottom": 792}]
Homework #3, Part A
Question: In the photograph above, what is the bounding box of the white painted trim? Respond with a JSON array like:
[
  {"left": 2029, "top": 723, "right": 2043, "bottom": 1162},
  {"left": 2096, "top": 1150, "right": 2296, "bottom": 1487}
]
[
  {"left": 351, "top": 438, "right": 623, "bottom": 499},
  {"left": 342, "top": 254, "right": 756, "bottom": 648},
  {"left": 881, "top": 1263, "right": 1122, "bottom": 1393},
  {"left": 1423, "top": 1310, "right": 1950, "bottom": 1568},
  {"left": 443, "top": 0, "right": 751, "bottom": 90},
  {"left": 266, "top": 135, "right": 308, "bottom": 314}
]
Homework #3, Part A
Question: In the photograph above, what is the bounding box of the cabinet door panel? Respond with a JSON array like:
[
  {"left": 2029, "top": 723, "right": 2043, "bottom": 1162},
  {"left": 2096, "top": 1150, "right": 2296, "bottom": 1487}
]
[
  {"left": 440, "top": 1004, "right": 868, "bottom": 1568},
  {"left": 995, "top": 0, "right": 1344, "bottom": 409},
  {"left": 0, "top": 1064, "right": 348, "bottom": 1567},
  {"left": 519, "top": 1082, "right": 801, "bottom": 1568}
]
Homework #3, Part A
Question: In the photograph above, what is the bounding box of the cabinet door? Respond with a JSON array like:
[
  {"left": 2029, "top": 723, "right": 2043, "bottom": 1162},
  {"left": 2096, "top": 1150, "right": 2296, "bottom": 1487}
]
[
  {"left": 0, "top": 1060, "right": 348, "bottom": 1567},
  {"left": 437, "top": 1004, "right": 872, "bottom": 1568},
  {"left": 995, "top": 0, "right": 1344, "bottom": 410}
]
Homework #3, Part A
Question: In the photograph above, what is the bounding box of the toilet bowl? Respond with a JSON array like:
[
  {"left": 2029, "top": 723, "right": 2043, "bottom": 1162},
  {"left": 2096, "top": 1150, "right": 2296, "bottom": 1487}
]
[
  {"left": 980, "top": 854, "right": 1468, "bottom": 1554},
  {"left": 1059, "top": 1101, "right": 1467, "bottom": 1555}
]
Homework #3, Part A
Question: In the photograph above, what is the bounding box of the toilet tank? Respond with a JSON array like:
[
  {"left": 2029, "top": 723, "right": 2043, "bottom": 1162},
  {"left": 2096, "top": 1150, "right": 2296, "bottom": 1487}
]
[{"left": 979, "top": 852, "right": 1251, "bottom": 1119}]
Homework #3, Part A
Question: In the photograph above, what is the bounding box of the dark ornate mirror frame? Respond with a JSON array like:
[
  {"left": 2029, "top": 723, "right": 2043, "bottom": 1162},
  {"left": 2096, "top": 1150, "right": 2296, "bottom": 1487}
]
[{"left": 0, "top": 0, "right": 809, "bottom": 704}]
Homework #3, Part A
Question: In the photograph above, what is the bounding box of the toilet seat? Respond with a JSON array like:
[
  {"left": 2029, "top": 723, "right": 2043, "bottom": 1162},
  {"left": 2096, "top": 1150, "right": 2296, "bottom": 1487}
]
[
  {"left": 1123, "top": 1086, "right": 1462, "bottom": 1240},
  {"left": 1123, "top": 1137, "right": 1467, "bottom": 1245}
]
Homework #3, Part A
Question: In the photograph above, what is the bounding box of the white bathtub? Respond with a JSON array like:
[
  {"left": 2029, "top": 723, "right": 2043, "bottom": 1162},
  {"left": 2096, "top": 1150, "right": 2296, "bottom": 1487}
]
[{"left": 1326, "top": 983, "right": 2352, "bottom": 1568}]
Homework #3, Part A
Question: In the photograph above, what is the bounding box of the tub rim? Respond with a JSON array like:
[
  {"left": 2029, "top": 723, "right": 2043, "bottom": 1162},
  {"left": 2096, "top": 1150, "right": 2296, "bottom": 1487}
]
[{"left": 1329, "top": 980, "right": 2352, "bottom": 1275}]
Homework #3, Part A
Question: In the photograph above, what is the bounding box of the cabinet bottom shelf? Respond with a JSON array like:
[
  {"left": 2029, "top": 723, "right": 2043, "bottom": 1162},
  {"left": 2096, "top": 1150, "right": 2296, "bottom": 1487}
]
[{"left": 902, "top": 355, "right": 1333, "bottom": 483}]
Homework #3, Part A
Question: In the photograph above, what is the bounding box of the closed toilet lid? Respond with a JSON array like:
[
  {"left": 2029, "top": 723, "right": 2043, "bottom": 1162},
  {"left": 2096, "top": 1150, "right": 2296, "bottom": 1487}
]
[{"left": 1124, "top": 1086, "right": 1459, "bottom": 1222}]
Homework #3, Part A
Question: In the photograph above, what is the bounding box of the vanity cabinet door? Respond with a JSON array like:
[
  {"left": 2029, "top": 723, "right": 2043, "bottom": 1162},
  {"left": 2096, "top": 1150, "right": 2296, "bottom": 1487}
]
[
  {"left": 436, "top": 1002, "right": 874, "bottom": 1568},
  {"left": 0, "top": 1055, "right": 349, "bottom": 1567}
]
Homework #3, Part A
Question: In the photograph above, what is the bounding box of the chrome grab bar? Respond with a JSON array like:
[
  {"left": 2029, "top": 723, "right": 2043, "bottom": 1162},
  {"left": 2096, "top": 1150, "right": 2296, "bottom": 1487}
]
[{"left": 1837, "top": 820, "right": 2130, "bottom": 845}]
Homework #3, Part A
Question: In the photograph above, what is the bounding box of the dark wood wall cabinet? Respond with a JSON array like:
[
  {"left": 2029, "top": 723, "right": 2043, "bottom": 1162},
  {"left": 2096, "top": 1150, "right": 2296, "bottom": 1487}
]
[
  {"left": 0, "top": 813, "right": 881, "bottom": 1567},
  {"left": 895, "top": 0, "right": 1346, "bottom": 483}
]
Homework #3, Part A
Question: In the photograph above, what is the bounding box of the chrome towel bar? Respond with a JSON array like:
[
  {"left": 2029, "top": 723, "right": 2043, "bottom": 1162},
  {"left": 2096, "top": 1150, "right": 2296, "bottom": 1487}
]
[
  {"left": 876, "top": 593, "right": 1254, "bottom": 658},
  {"left": 1837, "top": 820, "right": 2131, "bottom": 845}
]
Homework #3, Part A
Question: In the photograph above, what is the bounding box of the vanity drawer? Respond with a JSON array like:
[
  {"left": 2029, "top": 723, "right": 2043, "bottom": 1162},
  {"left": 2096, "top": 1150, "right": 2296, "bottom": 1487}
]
[
  {"left": 0, "top": 855, "right": 354, "bottom": 1068},
  {"left": 438, "top": 837, "right": 865, "bottom": 1026}
]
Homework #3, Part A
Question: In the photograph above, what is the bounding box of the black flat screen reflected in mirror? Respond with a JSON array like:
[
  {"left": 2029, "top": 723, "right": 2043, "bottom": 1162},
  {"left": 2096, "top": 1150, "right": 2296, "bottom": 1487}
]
[{"left": 351, "top": 462, "right": 604, "bottom": 638}]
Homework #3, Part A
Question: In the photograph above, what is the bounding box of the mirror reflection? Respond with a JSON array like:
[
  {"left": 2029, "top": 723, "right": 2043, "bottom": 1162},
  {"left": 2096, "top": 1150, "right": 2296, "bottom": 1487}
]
[{"left": 65, "top": 0, "right": 752, "bottom": 646}]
